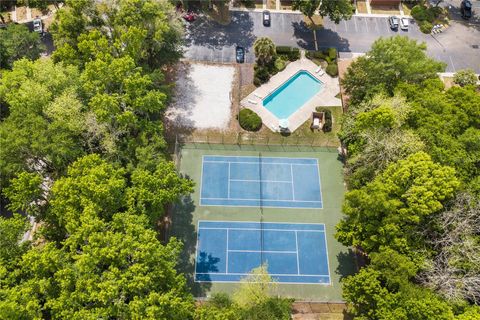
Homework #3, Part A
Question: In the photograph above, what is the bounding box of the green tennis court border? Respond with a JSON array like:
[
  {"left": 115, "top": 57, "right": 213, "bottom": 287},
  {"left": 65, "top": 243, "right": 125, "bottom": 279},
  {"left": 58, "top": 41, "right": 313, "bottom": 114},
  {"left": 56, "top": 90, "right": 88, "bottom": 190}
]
[{"left": 171, "top": 143, "right": 355, "bottom": 301}]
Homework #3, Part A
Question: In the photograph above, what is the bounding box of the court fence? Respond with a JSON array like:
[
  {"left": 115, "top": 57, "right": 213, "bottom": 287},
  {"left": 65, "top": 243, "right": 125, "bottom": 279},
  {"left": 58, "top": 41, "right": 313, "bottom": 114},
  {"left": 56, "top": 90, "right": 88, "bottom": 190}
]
[{"left": 173, "top": 133, "right": 343, "bottom": 171}]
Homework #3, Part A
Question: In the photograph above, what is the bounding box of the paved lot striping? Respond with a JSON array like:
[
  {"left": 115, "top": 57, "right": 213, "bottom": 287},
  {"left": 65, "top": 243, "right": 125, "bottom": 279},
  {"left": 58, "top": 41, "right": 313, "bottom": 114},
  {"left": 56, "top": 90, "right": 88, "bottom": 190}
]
[
  {"left": 195, "top": 221, "right": 331, "bottom": 284},
  {"left": 200, "top": 155, "right": 323, "bottom": 208},
  {"left": 184, "top": 11, "right": 480, "bottom": 73}
]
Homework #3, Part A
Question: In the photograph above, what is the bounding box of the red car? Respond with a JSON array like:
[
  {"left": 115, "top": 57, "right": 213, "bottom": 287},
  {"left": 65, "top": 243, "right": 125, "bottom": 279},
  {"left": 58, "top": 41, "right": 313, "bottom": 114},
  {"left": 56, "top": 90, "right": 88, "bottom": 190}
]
[{"left": 183, "top": 12, "right": 196, "bottom": 22}]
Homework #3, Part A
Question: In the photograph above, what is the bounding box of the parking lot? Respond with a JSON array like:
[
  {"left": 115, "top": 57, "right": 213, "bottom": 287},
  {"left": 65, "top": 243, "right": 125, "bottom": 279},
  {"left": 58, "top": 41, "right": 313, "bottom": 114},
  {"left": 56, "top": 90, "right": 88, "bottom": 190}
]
[{"left": 183, "top": 10, "right": 480, "bottom": 73}]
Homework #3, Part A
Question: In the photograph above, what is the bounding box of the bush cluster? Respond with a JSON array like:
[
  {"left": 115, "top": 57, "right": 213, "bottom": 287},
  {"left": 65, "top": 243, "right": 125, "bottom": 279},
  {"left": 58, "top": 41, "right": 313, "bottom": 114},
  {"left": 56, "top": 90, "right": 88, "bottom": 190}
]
[
  {"left": 306, "top": 48, "right": 338, "bottom": 77},
  {"left": 238, "top": 108, "right": 262, "bottom": 131},
  {"left": 411, "top": 5, "right": 444, "bottom": 33},
  {"left": 276, "top": 46, "right": 300, "bottom": 61}
]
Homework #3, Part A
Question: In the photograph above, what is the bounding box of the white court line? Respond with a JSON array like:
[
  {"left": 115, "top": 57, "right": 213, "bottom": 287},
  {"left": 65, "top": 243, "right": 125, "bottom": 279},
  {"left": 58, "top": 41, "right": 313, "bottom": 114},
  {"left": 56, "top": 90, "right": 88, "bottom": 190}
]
[
  {"left": 322, "top": 226, "right": 333, "bottom": 286},
  {"left": 290, "top": 164, "right": 295, "bottom": 201},
  {"left": 195, "top": 279, "right": 331, "bottom": 285},
  {"left": 228, "top": 249, "right": 297, "bottom": 254},
  {"left": 204, "top": 160, "right": 317, "bottom": 166},
  {"left": 201, "top": 227, "right": 324, "bottom": 233},
  {"left": 201, "top": 197, "right": 321, "bottom": 203},
  {"left": 227, "top": 162, "right": 231, "bottom": 198},
  {"left": 199, "top": 201, "right": 323, "bottom": 209},
  {"left": 226, "top": 228, "right": 229, "bottom": 273},
  {"left": 204, "top": 155, "right": 319, "bottom": 161},
  {"left": 229, "top": 179, "right": 292, "bottom": 183},
  {"left": 295, "top": 231, "right": 300, "bottom": 275},
  {"left": 196, "top": 272, "right": 330, "bottom": 277},
  {"left": 199, "top": 220, "right": 327, "bottom": 226}
]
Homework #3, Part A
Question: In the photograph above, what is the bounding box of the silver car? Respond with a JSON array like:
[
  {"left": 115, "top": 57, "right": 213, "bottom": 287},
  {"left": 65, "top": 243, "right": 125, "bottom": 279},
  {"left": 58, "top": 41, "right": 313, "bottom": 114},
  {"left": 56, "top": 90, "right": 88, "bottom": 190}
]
[
  {"left": 33, "top": 18, "right": 42, "bottom": 33},
  {"left": 388, "top": 16, "right": 399, "bottom": 30},
  {"left": 400, "top": 17, "right": 409, "bottom": 30}
]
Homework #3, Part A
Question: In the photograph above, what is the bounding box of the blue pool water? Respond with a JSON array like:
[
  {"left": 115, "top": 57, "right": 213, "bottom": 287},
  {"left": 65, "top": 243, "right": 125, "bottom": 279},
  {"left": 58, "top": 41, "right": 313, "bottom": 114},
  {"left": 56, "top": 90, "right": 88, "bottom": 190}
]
[{"left": 263, "top": 71, "right": 323, "bottom": 119}]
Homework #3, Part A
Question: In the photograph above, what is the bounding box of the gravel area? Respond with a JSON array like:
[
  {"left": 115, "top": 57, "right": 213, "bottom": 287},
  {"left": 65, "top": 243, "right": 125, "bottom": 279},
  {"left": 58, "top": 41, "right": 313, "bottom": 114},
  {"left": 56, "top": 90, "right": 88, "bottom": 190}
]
[{"left": 167, "top": 63, "right": 235, "bottom": 130}]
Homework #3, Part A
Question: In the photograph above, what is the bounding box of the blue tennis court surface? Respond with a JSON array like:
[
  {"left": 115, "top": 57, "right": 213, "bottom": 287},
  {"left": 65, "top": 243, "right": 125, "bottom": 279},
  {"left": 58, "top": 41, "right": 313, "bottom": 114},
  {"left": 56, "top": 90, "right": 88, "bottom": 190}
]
[
  {"left": 195, "top": 221, "right": 330, "bottom": 284},
  {"left": 200, "top": 156, "right": 323, "bottom": 208}
]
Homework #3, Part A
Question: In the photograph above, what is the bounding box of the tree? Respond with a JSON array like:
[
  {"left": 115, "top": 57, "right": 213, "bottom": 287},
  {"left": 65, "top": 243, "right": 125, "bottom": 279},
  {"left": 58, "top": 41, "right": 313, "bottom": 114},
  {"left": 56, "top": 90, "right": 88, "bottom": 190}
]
[
  {"left": 253, "top": 37, "right": 276, "bottom": 66},
  {"left": 0, "top": 23, "right": 45, "bottom": 69},
  {"left": 342, "top": 36, "right": 445, "bottom": 104},
  {"left": 0, "top": 214, "right": 29, "bottom": 268},
  {"left": 0, "top": 213, "right": 195, "bottom": 319},
  {"left": 453, "top": 69, "right": 478, "bottom": 87},
  {"left": 51, "top": 0, "right": 183, "bottom": 70},
  {"left": 418, "top": 193, "right": 480, "bottom": 303},
  {"left": 292, "top": 0, "right": 353, "bottom": 24},
  {"left": 0, "top": 59, "right": 85, "bottom": 187},
  {"left": 2, "top": 172, "right": 44, "bottom": 216},
  {"left": 336, "top": 152, "right": 459, "bottom": 254},
  {"left": 292, "top": 0, "right": 320, "bottom": 23}
]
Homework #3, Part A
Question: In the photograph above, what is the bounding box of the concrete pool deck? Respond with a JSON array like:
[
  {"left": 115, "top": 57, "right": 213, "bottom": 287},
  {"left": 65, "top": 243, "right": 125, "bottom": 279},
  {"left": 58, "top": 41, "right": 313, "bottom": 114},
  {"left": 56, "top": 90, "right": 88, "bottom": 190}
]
[{"left": 241, "top": 57, "right": 342, "bottom": 133}]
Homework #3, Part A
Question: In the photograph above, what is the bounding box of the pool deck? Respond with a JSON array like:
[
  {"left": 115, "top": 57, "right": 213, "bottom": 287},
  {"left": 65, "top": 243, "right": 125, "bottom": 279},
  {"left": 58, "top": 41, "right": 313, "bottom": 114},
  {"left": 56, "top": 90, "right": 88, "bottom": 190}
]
[{"left": 241, "top": 57, "right": 342, "bottom": 133}]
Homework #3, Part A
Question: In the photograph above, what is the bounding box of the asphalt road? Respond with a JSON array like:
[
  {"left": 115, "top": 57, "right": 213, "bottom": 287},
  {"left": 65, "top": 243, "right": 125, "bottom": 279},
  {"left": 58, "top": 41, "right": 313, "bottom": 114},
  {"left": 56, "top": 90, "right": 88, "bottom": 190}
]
[{"left": 183, "top": 10, "right": 480, "bottom": 73}]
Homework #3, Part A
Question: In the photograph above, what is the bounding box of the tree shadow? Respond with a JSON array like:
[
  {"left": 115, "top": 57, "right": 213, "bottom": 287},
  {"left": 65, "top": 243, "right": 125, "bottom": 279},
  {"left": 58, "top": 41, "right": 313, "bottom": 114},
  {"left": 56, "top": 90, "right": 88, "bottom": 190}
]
[
  {"left": 184, "top": 11, "right": 256, "bottom": 49},
  {"left": 335, "top": 248, "right": 357, "bottom": 282},
  {"left": 171, "top": 192, "right": 212, "bottom": 297},
  {"left": 291, "top": 21, "right": 351, "bottom": 52},
  {"left": 444, "top": 3, "right": 480, "bottom": 31}
]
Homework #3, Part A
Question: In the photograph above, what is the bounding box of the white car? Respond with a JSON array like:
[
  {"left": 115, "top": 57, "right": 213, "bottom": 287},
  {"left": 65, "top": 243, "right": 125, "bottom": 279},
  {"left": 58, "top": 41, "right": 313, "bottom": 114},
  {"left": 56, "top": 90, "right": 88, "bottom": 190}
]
[
  {"left": 400, "top": 17, "right": 409, "bottom": 30},
  {"left": 33, "top": 18, "right": 42, "bottom": 33}
]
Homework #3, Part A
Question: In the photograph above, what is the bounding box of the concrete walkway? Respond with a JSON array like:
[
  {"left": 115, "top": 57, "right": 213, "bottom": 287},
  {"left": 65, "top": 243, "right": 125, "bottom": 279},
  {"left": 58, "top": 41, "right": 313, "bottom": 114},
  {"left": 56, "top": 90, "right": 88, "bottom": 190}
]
[{"left": 241, "top": 55, "right": 341, "bottom": 133}]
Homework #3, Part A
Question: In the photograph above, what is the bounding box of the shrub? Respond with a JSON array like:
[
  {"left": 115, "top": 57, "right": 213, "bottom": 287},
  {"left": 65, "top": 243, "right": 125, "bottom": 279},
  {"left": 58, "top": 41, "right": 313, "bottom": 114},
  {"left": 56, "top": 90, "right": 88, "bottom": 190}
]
[
  {"left": 253, "top": 77, "right": 261, "bottom": 86},
  {"left": 238, "top": 108, "right": 262, "bottom": 131},
  {"left": 419, "top": 20, "right": 433, "bottom": 34},
  {"left": 453, "top": 69, "right": 478, "bottom": 87},
  {"left": 289, "top": 47, "right": 300, "bottom": 61},
  {"left": 327, "top": 47, "right": 337, "bottom": 60},
  {"left": 274, "top": 57, "right": 286, "bottom": 71},
  {"left": 254, "top": 65, "right": 271, "bottom": 83},
  {"left": 411, "top": 5, "right": 427, "bottom": 21},
  {"left": 276, "top": 46, "right": 292, "bottom": 54},
  {"left": 316, "top": 108, "right": 333, "bottom": 132},
  {"left": 326, "top": 63, "right": 338, "bottom": 77}
]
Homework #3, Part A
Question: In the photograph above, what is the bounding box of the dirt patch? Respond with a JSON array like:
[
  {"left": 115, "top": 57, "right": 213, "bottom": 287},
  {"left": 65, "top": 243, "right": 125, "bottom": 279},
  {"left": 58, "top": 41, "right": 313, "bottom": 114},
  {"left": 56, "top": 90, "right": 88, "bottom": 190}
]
[
  {"left": 267, "top": 0, "right": 276, "bottom": 10},
  {"left": 303, "top": 14, "right": 324, "bottom": 29},
  {"left": 370, "top": 4, "right": 400, "bottom": 15},
  {"left": 16, "top": 6, "right": 27, "bottom": 21},
  {"left": 356, "top": 0, "right": 368, "bottom": 14},
  {"left": 337, "top": 58, "right": 356, "bottom": 112}
]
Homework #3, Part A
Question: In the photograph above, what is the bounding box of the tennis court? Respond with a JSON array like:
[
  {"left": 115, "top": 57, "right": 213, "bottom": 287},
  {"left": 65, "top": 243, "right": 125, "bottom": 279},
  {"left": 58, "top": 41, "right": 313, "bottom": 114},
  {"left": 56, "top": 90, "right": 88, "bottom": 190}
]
[
  {"left": 200, "top": 155, "right": 323, "bottom": 208},
  {"left": 195, "top": 221, "right": 330, "bottom": 284}
]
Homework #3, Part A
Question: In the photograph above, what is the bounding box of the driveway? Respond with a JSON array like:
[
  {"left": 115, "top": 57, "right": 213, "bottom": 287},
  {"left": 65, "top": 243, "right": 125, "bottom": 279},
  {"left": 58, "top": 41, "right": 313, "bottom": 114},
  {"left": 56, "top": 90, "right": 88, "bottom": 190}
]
[{"left": 183, "top": 11, "right": 480, "bottom": 73}]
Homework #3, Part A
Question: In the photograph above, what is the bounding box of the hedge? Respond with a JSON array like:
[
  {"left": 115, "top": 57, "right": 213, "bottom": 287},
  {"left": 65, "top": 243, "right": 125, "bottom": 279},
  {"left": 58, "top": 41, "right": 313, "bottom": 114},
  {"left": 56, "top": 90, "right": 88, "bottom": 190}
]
[
  {"left": 238, "top": 108, "right": 262, "bottom": 131},
  {"left": 326, "top": 63, "right": 338, "bottom": 77},
  {"left": 419, "top": 20, "right": 433, "bottom": 34},
  {"left": 275, "top": 46, "right": 300, "bottom": 61},
  {"left": 274, "top": 57, "right": 286, "bottom": 71}
]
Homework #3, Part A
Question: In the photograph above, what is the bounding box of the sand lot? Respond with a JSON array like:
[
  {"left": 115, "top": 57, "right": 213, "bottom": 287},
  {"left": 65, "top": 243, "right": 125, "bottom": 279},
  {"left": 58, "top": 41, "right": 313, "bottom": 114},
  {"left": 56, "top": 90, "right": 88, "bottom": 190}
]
[{"left": 167, "top": 63, "right": 235, "bottom": 130}]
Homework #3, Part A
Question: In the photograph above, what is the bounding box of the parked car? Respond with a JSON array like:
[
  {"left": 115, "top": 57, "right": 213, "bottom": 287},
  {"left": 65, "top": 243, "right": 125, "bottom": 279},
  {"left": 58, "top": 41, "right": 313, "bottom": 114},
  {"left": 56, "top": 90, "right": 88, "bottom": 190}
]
[
  {"left": 388, "top": 16, "right": 399, "bottom": 30},
  {"left": 400, "top": 17, "right": 409, "bottom": 30},
  {"left": 236, "top": 46, "right": 245, "bottom": 63},
  {"left": 33, "top": 18, "right": 42, "bottom": 33},
  {"left": 263, "top": 10, "right": 271, "bottom": 26},
  {"left": 183, "top": 11, "right": 196, "bottom": 22},
  {"left": 461, "top": 0, "right": 472, "bottom": 19}
]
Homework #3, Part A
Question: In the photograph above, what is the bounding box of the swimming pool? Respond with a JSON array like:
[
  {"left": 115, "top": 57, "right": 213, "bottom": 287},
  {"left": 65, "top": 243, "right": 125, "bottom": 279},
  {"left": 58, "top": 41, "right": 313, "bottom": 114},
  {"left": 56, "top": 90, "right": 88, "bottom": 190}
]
[{"left": 263, "top": 71, "right": 323, "bottom": 119}]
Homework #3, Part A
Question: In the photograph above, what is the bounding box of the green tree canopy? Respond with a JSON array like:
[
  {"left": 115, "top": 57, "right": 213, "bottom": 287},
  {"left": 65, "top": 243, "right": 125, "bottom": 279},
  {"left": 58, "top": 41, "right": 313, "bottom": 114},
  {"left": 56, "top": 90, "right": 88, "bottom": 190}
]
[
  {"left": 292, "top": 0, "right": 353, "bottom": 24},
  {"left": 453, "top": 69, "right": 478, "bottom": 87},
  {"left": 336, "top": 152, "right": 459, "bottom": 254},
  {"left": 51, "top": 0, "right": 183, "bottom": 70},
  {"left": 253, "top": 37, "right": 276, "bottom": 66},
  {"left": 0, "top": 23, "right": 45, "bottom": 69},
  {"left": 342, "top": 36, "right": 445, "bottom": 104}
]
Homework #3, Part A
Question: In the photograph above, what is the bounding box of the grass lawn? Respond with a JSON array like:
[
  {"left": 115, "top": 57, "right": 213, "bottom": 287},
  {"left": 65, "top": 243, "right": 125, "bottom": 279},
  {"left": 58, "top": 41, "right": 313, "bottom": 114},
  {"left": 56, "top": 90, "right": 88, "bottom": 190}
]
[
  {"left": 356, "top": 0, "right": 368, "bottom": 14},
  {"left": 402, "top": 3, "right": 412, "bottom": 15},
  {"left": 370, "top": 4, "right": 400, "bottom": 15},
  {"left": 303, "top": 14, "right": 324, "bottom": 29},
  {"left": 267, "top": 0, "right": 276, "bottom": 10}
]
